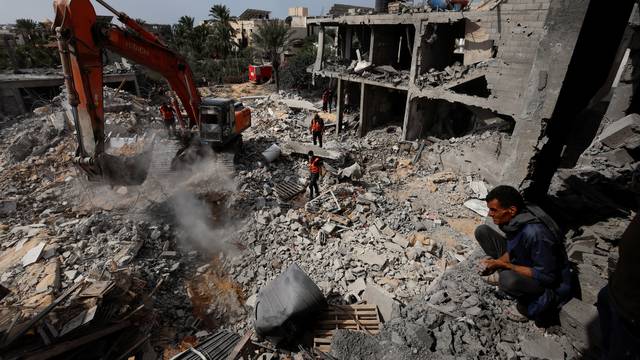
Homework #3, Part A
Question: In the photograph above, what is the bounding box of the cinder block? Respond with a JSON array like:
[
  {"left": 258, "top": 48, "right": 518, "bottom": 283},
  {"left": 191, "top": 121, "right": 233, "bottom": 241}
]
[
  {"left": 598, "top": 113, "right": 640, "bottom": 148},
  {"left": 560, "top": 298, "right": 601, "bottom": 353}
]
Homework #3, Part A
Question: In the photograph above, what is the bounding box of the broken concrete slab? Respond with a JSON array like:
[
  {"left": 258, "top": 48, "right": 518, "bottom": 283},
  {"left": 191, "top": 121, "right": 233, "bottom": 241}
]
[
  {"left": 357, "top": 250, "right": 387, "bottom": 268},
  {"left": 339, "top": 163, "right": 362, "bottom": 179},
  {"left": 602, "top": 148, "right": 634, "bottom": 167},
  {"left": 362, "top": 285, "right": 397, "bottom": 322},
  {"left": 598, "top": 113, "right": 640, "bottom": 148},
  {"left": 348, "top": 277, "right": 367, "bottom": 294},
  {"left": 464, "top": 199, "right": 489, "bottom": 217},
  {"left": 22, "top": 242, "right": 46, "bottom": 267},
  {"left": 48, "top": 111, "right": 68, "bottom": 131},
  {"left": 354, "top": 60, "right": 373, "bottom": 73},
  {"left": 520, "top": 336, "right": 565, "bottom": 360},
  {"left": 280, "top": 98, "right": 318, "bottom": 112},
  {"left": 577, "top": 264, "right": 607, "bottom": 305},
  {"left": 567, "top": 236, "right": 596, "bottom": 262},
  {"left": 280, "top": 141, "right": 344, "bottom": 161},
  {"left": 392, "top": 233, "right": 409, "bottom": 248},
  {"left": 560, "top": 298, "right": 601, "bottom": 352},
  {"left": 469, "top": 181, "right": 488, "bottom": 199}
]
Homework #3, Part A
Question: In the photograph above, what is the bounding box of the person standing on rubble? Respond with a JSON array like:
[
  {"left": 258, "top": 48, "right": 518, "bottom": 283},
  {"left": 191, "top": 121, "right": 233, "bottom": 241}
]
[
  {"left": 597, "top": 213, "right": 640, "bottom": 359},
  {"left": 322, "top": 89, "right": 330, "bottom": 112},
  {"left": 474, "top": 185, "right": 572, "bottom": 325},
  {"left": 310, "top": 114, "right": 325, "bottom": 148},
  {"left": 159, "top": 102, "right": 176, "bottom": 136},
  {"left": 307, "top": 151, "right": 322, "bottom": 201}
]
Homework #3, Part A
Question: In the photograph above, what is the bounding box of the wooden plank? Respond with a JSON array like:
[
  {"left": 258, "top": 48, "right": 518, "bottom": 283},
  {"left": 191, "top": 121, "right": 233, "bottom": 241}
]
[
  {"left": 318, "top": 319, "right": 381, "bottom": 326},
  {"left": 226, "top": 330, "right": 254, "bottom": 360},
  {"left": 20, "top": 322, "right": 130, "bottom": 360}
]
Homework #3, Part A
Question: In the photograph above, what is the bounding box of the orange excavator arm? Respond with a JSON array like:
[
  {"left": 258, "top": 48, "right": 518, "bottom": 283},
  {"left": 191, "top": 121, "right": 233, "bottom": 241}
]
[{"left": 52, "top": 0, "right": 201, "bottom": 182}]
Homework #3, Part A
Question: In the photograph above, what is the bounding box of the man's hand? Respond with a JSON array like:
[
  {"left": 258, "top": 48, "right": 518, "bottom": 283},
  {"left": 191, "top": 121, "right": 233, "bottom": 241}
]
[{"left": 481, "top": 258, "right": 511, "bottom": 271}]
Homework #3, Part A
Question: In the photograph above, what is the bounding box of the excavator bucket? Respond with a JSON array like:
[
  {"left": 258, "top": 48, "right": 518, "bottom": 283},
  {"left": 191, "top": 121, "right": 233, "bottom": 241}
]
[
  {"left": 75, "top": 136, "right": 155, "bottom": 186},
  {"left": 96, "top": 152, "right": 153, "bottom": 186}
]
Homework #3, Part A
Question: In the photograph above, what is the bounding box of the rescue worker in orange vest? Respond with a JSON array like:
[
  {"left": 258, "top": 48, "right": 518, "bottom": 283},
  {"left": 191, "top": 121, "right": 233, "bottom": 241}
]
[
  {"left": 160, "top": 102, "right": 176, "bottom": 136},
  {"left": 308, "top": 151, "right": 323, "bottom": 200},
  {"left": 310, "top": 113, "right": 325, "bottom": 148}
]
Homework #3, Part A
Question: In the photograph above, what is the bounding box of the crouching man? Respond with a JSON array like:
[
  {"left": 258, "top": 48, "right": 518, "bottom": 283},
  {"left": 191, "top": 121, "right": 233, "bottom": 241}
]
[{"left": 475, "top": 185, "right": 572, "bottom": 324}]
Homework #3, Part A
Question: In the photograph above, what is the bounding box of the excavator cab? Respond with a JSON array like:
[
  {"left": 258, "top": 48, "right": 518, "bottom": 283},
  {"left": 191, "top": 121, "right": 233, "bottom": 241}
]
[
  {"left": 199, "top": 99, "right": 251, "bottom": 147},
  {"left": 199, "top": 99, "right": 233, "bottom": 146}
]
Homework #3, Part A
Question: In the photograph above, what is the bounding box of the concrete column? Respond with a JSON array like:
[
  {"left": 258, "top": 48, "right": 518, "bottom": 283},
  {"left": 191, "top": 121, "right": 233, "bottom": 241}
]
[
  {"left": 314, "top": 26, "right": 325, "bottom": 72},
  {"left": 133, "top": 78, "right": 141, "bottom": 96},
  {"left": 345, "top": 27, "right": 353, "bottom": 61},
  {"left": 358, "top": 83, "right": 367, "bottom": 137},
  {"left": 368, "top": 27, "right": 375, "bottom": 62},
  {"left": 336, "top": 78, "right": 345, "bottom": 134},
  {"left": 403, "top": 22, "right": 423, "bottom": 140}
]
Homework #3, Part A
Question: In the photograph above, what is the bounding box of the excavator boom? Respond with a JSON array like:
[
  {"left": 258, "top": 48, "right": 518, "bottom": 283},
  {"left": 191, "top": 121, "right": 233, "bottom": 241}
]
[{"left": 52, "top": 0, "right": 204, "bottom": 184}]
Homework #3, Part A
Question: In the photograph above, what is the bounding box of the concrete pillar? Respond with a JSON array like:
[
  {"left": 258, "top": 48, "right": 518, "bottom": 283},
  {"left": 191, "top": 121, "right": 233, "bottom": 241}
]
[
  {"left": 358, "top": 83, "right": 367, "bottom": 137},
  {"left": 133, "top": 78, "right": 141, "bottom": 96},
  {"left": 336, "top": 78, "right": 345, "bottom": 134},
  {"left": 368, "top": 27, "right": 376, "bottom": 62},
  {"left": 314, "top": 26, "right": 325, "bottom": 72},
  {"left": 345, "top": 27, "right": 353, "bottom": 61},
  {"left": 403, "top": 23, "right": 422, "bottom": 140}
]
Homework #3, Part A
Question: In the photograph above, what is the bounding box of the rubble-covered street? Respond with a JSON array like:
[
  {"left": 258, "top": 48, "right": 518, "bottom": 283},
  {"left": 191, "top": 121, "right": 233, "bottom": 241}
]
[{"left": 0, "top": 76, "right": 634, "bottom": 359}]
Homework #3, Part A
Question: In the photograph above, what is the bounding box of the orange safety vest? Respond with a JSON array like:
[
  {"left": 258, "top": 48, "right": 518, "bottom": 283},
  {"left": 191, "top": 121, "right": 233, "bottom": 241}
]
[
  {"left": 311, "top": 118, "right": 323, "bottom": 132},
  {"left": 309, "top": 157, "right": 321, "bottom": 174},
  {"left": 160, "top": 106, "right": 173, "bottom": 120}
]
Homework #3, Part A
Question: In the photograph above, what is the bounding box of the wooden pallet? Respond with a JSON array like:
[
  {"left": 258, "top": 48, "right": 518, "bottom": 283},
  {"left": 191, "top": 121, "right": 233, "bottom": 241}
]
[
  {"left": 313, "top": 304, "right": 381, "bottom": 354},
  {"left": 275, "top": 180, "right": 306, "bottom": 200}
]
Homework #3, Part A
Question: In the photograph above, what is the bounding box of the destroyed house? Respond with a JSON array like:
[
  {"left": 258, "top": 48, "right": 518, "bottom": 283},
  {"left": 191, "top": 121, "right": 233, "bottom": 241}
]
[{"left": 309, "top": 0, "right": 635, "bottom": 192}]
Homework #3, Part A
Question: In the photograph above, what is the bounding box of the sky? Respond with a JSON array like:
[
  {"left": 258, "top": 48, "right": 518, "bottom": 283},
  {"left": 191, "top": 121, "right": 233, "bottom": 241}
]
[{"left": 0, "top": 0, "right": 375, "bottom": 24}]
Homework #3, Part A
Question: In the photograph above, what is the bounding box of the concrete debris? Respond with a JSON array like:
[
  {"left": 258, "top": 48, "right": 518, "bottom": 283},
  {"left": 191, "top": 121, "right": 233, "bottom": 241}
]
[
  {"left": 520, "top": 336, "right": 565, "bottom": 360},
  {"left": 597, "top": 113, "right": 640, "bottom": 148},
  {"left": 464, "top": 199, "right": 489, "bottom": 217},
  {"left": 362, "top": 285, "right": 397, "bottom": 322},
  {"left": 1, "top": 45, "right": 631, "bottom": 359},
  {"left": 338, "top": 163, "right": 363, "bottom": 179},
  {"left": 559, "top": 298, "right": 601, "bottom": 352}
]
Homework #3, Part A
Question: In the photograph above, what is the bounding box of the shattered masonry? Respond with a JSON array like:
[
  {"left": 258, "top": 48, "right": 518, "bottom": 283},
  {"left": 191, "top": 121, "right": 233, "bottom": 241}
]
[{"left": 309, "top": 0, "right": 636, "bottom": 192}]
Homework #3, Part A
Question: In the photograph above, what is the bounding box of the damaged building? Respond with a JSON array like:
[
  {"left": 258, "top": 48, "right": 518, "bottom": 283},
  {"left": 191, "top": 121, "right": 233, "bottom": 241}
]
[{"left": 309, "top": 0, "right": 636, "bottom": 192}]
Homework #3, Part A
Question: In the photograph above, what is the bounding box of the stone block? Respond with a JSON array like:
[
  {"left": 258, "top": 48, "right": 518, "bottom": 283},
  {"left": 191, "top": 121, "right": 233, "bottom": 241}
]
[
  {"left": 598, "top": 113, "right": 640, "bottom": 148},
  {"left": 0, "top": 199, "right": 17, "bottom": 216},
  {"left": 357, "top": 250, "right": 387, "bottom": 268},
  {"left": 602, "top": 148, "right": 634, "bottom": 167},
  {"left": 576, "top": 264, "right": 606, "bottom": 305},
  {"left": 560, "top": 298, "right": 601, "bottom": 352},
  {"left": 362, "top": 284, "right": 397, "bottom": 322},
  {"left": 520, "top": 336, "right": 565, "bottom": 360}
]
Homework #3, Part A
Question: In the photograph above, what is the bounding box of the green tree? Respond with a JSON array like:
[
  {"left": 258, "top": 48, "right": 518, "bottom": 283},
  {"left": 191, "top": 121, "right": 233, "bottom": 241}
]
[
  {"left": 251, "top": 20, "right": 291, "bottom": 91},
  {"left": 15, "top": 19, "right": 39, "bottom": 44},
  {"left": 208, "top": 4, "right": 236, "bottom": 59},
  {"left": 172, "top": 16, "right": 195, "bottom": 54}
]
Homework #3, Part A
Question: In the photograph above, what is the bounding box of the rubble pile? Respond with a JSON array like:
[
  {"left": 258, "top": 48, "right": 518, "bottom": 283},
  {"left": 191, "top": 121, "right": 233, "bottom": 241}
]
[
  {"left": 416, "top": 61, "right": 490, "bottom": 89},
  {"left": 1, "top": 78, "right": 636, "bottom": 359},
  {"left": 323, "top": 61, "right": 411, "bottom": 88}
]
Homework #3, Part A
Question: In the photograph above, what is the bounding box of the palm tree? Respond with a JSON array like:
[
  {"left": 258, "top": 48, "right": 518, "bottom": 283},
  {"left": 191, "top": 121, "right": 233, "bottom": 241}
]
[
  {"left": 15, "top": 19, "right": 38, "bottom": 44},
  {"left": 251, "top": 20, "right": 291, "bottom": 90},
  {"left": 208, "top": 4, "right": 236, "bottom": 59},
  {"left": 209, "top": 4, "right": 231, "bottom": 23},
  {"left": 173, "top": 15, "right": 195, "bottom": 53}
]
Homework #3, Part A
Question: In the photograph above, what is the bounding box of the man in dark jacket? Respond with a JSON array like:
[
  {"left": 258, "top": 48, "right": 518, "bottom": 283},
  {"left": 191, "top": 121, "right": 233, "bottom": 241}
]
[{"left": 475, "top": 185, "right": 572, "bottom": 323}]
